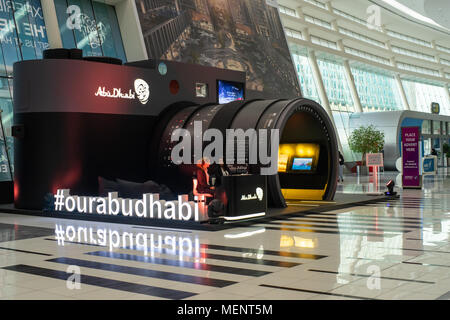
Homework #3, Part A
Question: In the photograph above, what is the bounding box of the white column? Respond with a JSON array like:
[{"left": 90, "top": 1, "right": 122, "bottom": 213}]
[
  {"left": 444, "top": 84, "right": 450, "bottom": 112},
  {"left": 308, "top": 50, "right": 332, "bottom": 117},
  {"left": 115, "top": 0, "right": 148, "bottom": 61},
  {"left": 431, "top": 40, "right": 437, "bottom": 50},
  {"left": 395, "top": 73, "right": 411, "bottom": 111},
  {"left": 41, "top": 0, "right": 63, "bottom": 48},
  {"left": 302, "top": 30, "right": 332, "bottom": 118},
  {"left": 307, "top": 48, "right": 343, "bottom": 152},
  {"left": 330, "top": 19, "right": 339, "bottom": 32},
  {"left": 342, "top": 59, "right": 363, "bottom": 113},
  {"left": 335, "top": 39, "right": 363, "bottom": 113},
  {"left": 385, "top": 40, "right": 393, "bottom": 52},
  {"left": 325, "top": 0, "right": 333, "bottom": 13},
  {"left": 295, "top": 6, "right": 305, "bottom": 20}
]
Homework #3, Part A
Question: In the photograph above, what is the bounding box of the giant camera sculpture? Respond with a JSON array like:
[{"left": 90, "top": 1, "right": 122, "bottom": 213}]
[{"left": 12, "top": 55, "right": 338, "bottom": 211}]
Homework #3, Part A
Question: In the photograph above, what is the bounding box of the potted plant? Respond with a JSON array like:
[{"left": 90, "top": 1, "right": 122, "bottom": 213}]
[
  {"left": 443, "top": 143, "right": 450, "bottom": 167},
  {"left": 348, "top": 125, "right": 385, "bottom": 175}
]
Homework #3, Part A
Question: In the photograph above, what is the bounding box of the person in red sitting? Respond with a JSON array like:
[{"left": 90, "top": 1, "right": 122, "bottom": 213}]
[{"left": 194, "top": 158, "right": 215, "bottom": 199}]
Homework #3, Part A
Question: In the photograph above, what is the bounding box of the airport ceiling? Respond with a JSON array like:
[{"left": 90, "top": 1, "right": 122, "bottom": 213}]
[
  {"left": 373, "top": 0, "right": 450, "bottom": 29},
  {"left": 305, "top": 0, "right": 450, "bottom": 44}
]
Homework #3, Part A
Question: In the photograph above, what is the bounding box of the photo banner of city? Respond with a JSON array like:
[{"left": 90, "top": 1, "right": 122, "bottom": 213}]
[{"left": 136, "top": 0, "right": 302, "bottom": 99}]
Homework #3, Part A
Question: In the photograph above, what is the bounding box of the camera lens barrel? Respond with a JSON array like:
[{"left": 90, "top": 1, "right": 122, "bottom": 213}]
[{"left": 152, "top": 98, "right": 339, "bottom": 207}]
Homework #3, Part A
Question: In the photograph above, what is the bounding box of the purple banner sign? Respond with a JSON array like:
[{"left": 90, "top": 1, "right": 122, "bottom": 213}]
[{"left": 402, "top": 127, "right": 421, "bottom": 188}]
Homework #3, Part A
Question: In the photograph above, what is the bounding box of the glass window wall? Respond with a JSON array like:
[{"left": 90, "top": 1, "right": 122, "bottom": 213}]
[
  {"left": 317, "top": 58, "right": 357, "bottom": 161},
  {"left": 402, "top": 79, "right": 450, "bottom": 115},
  {"left": 422, "top": 120, "right": 431, "bottom": 134},
  {"left": 433, "top": 121, "right": 441, "bottom": 135},
  {"left": 54, "top": 0, "right": 126, "bottom": 62},
  {"left": 0, "top": 0, "right": 48, "bottom": 182},
  {"left": 291, "top": 52, "right": 320, "bottom": 103},
  {"left": 351, "top": 66, "right": 403, "bottom": 112}
]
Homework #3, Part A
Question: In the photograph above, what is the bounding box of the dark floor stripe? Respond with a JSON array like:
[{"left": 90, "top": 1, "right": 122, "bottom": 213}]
[
  {"left": 2, "top": 264, "right": 195, "bottom": 299},
  {"left": 402, "top": 261, "right": 450, "bottom": 268},
  {"left": 289, "top": 216, "right": 422, "bottom": 227},
  {"left": 201, "top": 244, "right": 327, "bottom": 260},
  {"left": 265, "top": 220, "right": 414, "bottom": 233},
  {"left": 124, "top": 245, "right": 300, "bottom": 267},
  {"left": 196, "top": 252, "right": 300, "bottom": 268},
  {"left": 299, "top": 213, "right": 423, "bottom": 219},
  {"left": 436, "top": 291, "right": 450, "bottom": 300},
  {"left": 362, "top": 204, "right": 442, "bottom": 209},
  {"left": 405, "top": 238, "right": 447, "bottom": 242},
  {"left": 307, "top": 269, "right": 435, "bottom": 284},
  {"left": 0, "top": 246, "right": 52, "bottom": 256},
  {"left": 257, "top": 226, "right": 396, "bottom": 237},
  {"left": 44, "top": 238, "right": 105, "bottom": 247},
  {"left": 47, "top": 257, "right": 235, "bottom": 288},
  {"left": 259, "top": 284, "right": 377, "bottom": 300},
  {"left": 131, "top": 226, "right": 192, "bottom": 233},
  {"left": 301, "top": 212, "right": 423, "bottom": 221},
  {"left": 287, "top": 217, "right": 422, "bottom": 227},
  {"left": 371, "top": 204, "right": 428, "bottom": 207},
  {"left": 377, "top": 201, "right": 441, "bottom": 205},
  {"left": 299, "top": 215, "right": 444, "bottom": 225},
  {"left": 382, "top": 202, "right": 442, "bottom": 205},
  {"left": 85, "top": 251, "right": 271, "bottom": 277},
  {"left": 345, "top": 257, "right": 406, "bottom": 263},
  {"left": 369, "top": 201, "right": 441, "bottom": 206},
  {"left": 396, "top": 248, "right": 450, "bottom": 254},
  {"left": 0, "top": 223, "right": 54, "bottom": 243},
  {"left": 300, "top": 214, "right": 423, "bottom": 223},
  {"left": 382, "top": 200, "right": 440, "bottom": 203}
]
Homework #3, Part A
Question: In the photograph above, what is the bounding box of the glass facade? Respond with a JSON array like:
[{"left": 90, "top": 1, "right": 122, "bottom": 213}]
[
  {"left": 317, "top": 59, "right": 355, "bottom": 113},
  {"left": 433, "top": 121, "right": 441, "bottom": 135},
  {"left": 291, "top": 50, "right": 360, "bottom": 161},
  {"left": 54, "top": 0, "right": 126, "bottom": 62},
  {"left": 291, "top": 52, "right": 320, "bottom": 103},
  {"left": 0, "top": 0, "right": 49, "bottom": 75},
  {"left": 351, "top": 67, "right": 403, "bottom": 112},
  {"left": 402, "top": 79, "right": 450, "bottom": 115},
  {"left": 0, "top": 0, "right": 49, "bottom": 182},
  {"left": 316, "top": 58, "right": 357, "bottom": 161},
  {"left": 422, "top": 120, "right": 431, "bottom": 134}
]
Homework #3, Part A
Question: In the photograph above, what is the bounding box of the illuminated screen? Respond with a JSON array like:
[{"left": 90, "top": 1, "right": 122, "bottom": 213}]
[
  {"left": 292, "top": 158, "right": 313, "bottom": 171},
  {"left": 218, "top": 80, "right": 244, "bottom": 104}
]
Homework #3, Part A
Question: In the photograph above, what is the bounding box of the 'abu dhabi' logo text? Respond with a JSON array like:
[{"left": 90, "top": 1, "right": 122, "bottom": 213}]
[{"left": 94, "top": 79, "right": 150, "bottom": 105}]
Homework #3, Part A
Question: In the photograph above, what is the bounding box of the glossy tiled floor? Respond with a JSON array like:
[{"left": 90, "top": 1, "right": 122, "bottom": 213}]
[{"left": 1, "top": 169, "right": 450, "bottom": 300}]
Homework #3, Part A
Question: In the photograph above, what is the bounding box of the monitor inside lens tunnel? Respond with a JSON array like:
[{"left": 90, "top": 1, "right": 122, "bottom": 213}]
[
  {"left": 292, "top": 157, "right": 313, "bottom": 171},
  {"left": 218, "top": 80, "right": 244, "bottom": 104}
]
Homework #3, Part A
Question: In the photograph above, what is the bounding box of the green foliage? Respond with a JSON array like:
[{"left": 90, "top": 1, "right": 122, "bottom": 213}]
[
  {"left": 348, "top": 125, "right": 385, "bottom": 163},
  {"left": 443, "top": 143, "right": 450, "bottom": 158}
]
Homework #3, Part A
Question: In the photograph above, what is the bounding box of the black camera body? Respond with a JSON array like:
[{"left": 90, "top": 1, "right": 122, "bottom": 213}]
[{"left": 13, "top": 55, "right": 339, "bottom": 211}]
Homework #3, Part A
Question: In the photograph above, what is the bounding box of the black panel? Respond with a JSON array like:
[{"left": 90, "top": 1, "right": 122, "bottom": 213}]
[
  {"left": 14, "top": 112, "right": 157, "bottom": 209},
  {"left": 0, "top": 181, "right": 13, "bottom": 204}
]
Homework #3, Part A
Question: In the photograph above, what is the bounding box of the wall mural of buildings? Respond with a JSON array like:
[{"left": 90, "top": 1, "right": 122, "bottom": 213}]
[{"left": 135, "top": 0, "right": 301, "bottom": 99}]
